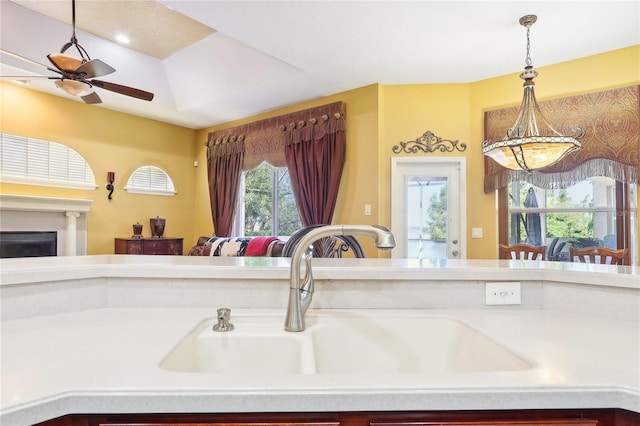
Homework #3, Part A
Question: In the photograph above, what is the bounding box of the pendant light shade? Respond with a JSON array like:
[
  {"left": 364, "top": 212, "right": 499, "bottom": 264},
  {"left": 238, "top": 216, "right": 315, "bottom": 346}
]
[{"left": 482, "top": 15, "right": 584, "bottom": 172}]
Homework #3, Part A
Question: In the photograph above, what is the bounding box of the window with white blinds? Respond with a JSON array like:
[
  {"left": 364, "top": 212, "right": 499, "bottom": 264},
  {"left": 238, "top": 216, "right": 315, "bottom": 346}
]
[
  {"left": 0, "top": 133, "right": 97, "bottom": 189},
  {"left": 125, "top": 165, "right": 176, "bottom": 196}
]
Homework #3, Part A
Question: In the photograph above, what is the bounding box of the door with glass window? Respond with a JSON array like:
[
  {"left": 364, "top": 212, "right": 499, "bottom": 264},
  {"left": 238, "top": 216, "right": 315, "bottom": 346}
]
[{"left": 391, "top": 158, "right": 466, "bottom": 259}]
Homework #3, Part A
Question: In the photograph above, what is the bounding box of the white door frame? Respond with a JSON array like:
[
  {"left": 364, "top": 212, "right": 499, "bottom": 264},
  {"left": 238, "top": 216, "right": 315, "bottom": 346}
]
[{"left": 390, "top": 157, "right": 467, "bottom": 259}]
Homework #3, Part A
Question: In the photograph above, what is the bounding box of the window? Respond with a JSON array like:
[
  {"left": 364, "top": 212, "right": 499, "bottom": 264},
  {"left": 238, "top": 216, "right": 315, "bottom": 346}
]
[
  {"left": 235, "top": 162, "right": 301, "bottom": 238},
  {"left": 505, "top": 178, "right": 637, "bottom": 264},
  {"left": 124, "top": 165, "right": 176, "bottom": 196},
  {"left": 0, "top": 133, "right": 96, "bottom": 189}
]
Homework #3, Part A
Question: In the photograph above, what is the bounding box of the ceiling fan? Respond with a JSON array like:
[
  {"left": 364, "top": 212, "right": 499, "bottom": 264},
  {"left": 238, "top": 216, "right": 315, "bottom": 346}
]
[{"left": 0, "top": 0, "right": 153, "bottom": 104}]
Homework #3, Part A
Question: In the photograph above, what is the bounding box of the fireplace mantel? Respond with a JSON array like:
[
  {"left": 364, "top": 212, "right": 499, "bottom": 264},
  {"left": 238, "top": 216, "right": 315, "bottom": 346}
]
[
  {"left": 0, "top": 195, "right": 93, "bottom": 256},
  {"left": 0, "top": 195, "right": 93, "bottom": 213}
]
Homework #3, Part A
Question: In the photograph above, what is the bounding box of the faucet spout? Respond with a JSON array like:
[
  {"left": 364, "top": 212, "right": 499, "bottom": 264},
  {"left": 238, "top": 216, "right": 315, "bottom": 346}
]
[{"left": 284, "top": 224, "right": 396, "bottom": 332}]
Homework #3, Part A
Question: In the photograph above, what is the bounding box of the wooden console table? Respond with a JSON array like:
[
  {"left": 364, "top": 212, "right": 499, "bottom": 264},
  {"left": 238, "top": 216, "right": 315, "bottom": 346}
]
[{"left": 114, "top": 238, "right": 183, "bottom": 255}]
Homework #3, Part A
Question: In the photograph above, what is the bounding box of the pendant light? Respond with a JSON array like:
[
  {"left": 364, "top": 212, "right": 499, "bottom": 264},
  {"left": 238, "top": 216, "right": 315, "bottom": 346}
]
[{"left": 482, "top": 15, "right": 584, "bottom": 172}]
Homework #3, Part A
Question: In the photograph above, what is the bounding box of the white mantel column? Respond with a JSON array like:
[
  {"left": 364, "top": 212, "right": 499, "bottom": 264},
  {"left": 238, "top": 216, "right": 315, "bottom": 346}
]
[{"left": 65, "top": 211, "right": 81, "bottom": 256}]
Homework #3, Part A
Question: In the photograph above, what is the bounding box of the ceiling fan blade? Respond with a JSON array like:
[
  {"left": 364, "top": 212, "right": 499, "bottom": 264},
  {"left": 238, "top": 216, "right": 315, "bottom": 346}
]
[
  {"left": 0, "top": 75, "right": 55, "bottom": 79},
  {"left": 81, "top": 92, "right": 102, "bottom": 104},
  {"left": 1, "top": 49, "right": 62, "bottom": 76},
  {"left": 76, "top": 59, "right": 115, "bottom": 78},
  {"left": 90, "top": 79, "right": 154, "bottom": 102}
]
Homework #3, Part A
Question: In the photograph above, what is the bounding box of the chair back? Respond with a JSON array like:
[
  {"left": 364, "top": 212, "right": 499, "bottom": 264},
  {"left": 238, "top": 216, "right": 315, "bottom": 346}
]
[
  {"left": 569, "top": 246, "right": 627, "bottom": 265},
  {"left": 499, "top": 244, "right": 546, "bottom": 261},
  {"left": 283, "top": 225, "right": 366, "bottom": 258}
]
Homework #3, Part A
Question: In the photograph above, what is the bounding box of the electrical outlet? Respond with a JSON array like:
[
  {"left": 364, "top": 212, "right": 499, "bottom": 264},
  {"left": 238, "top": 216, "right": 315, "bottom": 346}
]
[
  {"left": 364, "top": 204, "right": 372, "bottom": 216},
  {"left": 485, "top": 281, "right": 521, "bottom": 305}
]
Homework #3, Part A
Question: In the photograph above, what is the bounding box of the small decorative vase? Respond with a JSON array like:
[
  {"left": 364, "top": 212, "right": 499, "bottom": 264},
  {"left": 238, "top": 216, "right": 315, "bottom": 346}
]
[
  {"left": 151, "top": 216, "right": 166, "bottom": 238},
  {"left": 132, "top": 223, "right": 143, "bottom": 239}
]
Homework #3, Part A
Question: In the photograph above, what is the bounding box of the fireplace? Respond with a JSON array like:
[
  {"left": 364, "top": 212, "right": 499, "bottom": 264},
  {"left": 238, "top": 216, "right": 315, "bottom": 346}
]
[
  {"left": 0, "top": 195, "right": 93, "bottom": 256},
  {"left": 0, "top": 231, "right": 57, "bottom": 258}
]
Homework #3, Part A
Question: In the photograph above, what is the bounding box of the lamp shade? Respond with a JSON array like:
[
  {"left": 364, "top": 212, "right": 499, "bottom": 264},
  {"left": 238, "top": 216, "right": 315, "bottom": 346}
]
[
  {"left": 54, "top": 79, "right": 93, "bottom": 97},
  {"left": 483, "top": 136, "right": 581, "bottom": 171},
  {"left": 48, "top": 53, "right": 83, "bottom": 73}
]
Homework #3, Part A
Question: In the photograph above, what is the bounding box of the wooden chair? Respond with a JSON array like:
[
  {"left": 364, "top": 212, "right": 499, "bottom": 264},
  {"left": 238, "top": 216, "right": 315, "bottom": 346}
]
[
  {"left": 569, "top": 246, "right": 627, "bottom": 265},
  {"left": 499, "top": 244, "right": 546, "bottom": 261}
]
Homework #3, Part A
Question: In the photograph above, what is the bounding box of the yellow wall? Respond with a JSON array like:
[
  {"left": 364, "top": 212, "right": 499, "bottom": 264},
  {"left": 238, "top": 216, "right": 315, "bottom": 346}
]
[
  {"left": 377, "top": 83, "right": 472, "bottom": 256},
  {"left": 0, "top": 83, "right": 197, "bottom": 254},
  {"left": 2, "top": 45, "right": 638, "bottom": 260}
]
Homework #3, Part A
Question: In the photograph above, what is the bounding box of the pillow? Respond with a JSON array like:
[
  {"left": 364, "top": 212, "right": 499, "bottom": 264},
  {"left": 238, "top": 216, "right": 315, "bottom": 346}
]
[{"left": 208, "top": 237, "right": 251, "bottom": 256}]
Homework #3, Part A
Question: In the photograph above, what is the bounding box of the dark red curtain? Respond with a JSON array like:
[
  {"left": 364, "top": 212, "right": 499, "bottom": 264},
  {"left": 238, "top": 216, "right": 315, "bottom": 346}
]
[
  {"left": 284, "top": 113, "right": 346, "bottom": 226},
  {"left": 206, "top": 137, "right": 244, "bottom": 237},
  {"left": 205, "top": 101, "right": 346, "bottom": 232}
]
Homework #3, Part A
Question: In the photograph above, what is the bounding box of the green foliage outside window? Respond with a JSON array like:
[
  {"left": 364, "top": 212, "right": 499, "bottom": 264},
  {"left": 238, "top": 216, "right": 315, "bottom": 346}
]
[
  {"left": 544, "top": 188, "right": 593, "bottom": 239},
  {"left": 512, "top": 185, "right": 594, "bottom": 240},
  {"left": 425, "top": 187, "right": 447, "bottom": 242},
  {"left": 244, "top": 163, "right": 301, "bottom": 237}
]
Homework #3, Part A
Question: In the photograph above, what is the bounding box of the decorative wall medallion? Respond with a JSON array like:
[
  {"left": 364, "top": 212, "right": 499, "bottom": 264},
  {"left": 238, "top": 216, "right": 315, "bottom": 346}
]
[{"left": 392, "top": 130, "right": 467, "bottom": 154}]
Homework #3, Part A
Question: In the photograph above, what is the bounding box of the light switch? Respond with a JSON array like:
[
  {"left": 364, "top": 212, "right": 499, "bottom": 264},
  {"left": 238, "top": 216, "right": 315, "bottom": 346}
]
[
  {"left": 364, "top": 204, "right": 372, "bottom": 216},
  {"left": 472, "top": 227, "right": 483, "bottom": 238}
]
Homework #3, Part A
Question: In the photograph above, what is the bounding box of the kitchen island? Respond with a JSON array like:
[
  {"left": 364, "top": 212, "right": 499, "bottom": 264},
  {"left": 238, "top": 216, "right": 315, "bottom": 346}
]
[{"left": 1, "top": 255, "right": 638, "bottom": 425}]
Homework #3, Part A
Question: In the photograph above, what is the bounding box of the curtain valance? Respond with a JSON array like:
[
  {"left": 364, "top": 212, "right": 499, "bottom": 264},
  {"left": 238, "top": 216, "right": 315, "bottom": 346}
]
[
  {"left": 483, "top": 85, "right": 639, "bottom": 192},
  {"left": 282, "top": 109, "right": 346, "bottom": 146},
  {"left": 206, "top": 101, "right": 346, "bottom": 171}
]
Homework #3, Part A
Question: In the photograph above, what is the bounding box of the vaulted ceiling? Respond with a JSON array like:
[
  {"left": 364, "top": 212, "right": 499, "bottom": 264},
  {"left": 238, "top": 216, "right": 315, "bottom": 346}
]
[{"left": 1, "top": 1, "right": 638, "bottom": 130}]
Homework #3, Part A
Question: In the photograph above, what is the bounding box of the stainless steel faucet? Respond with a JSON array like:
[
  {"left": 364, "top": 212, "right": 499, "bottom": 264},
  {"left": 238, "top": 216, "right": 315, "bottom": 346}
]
[{"left": 284, "top": 225, "right": 396, "bottom": 332}]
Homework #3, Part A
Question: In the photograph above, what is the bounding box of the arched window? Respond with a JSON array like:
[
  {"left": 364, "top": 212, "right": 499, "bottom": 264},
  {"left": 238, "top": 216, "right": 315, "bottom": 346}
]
[
  {"left": 0, "top": 133, "right": 96, "bottom": 189},
  {"left": 125, "top": 165, "right": 176, "bottom": 196}
]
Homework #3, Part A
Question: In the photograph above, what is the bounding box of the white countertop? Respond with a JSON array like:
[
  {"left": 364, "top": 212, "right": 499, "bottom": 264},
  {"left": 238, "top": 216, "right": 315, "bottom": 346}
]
[
  {"left": 1, "top": 256, "right": 639, "bottom": 425},
  {"left": 1, "top": 255, "right": 638, "bottom": 288}
]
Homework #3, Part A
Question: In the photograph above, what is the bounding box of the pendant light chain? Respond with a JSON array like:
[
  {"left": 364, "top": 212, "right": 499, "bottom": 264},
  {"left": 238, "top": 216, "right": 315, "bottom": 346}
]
[{"left": 525, "top": 22, "right": 532, "bottom": 67}]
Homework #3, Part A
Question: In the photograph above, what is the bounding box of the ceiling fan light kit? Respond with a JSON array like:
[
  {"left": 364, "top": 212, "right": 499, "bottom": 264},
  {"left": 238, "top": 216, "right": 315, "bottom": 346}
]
[{"left": 54, "top": 79, "right": 93, "bottom": 97}]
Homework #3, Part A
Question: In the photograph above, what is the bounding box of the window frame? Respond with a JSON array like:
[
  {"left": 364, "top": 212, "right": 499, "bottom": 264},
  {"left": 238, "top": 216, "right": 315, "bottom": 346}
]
[
  {"left": 499, "top": 180, "right": 636, "bottom": 265},
  {"left": 234, "top": 162, "right": 300, "bottom": 239},
  {"left": 124, "top": 165, "right": 176, "bottom": 196},
  {"left": 0, "top": 133, "right": 97, "bottom": 190}
]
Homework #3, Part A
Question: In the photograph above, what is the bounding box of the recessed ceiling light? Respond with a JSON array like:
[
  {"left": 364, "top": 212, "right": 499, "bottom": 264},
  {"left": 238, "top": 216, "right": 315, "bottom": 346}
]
[{"left": 115, "top": 34, "right": 130, "bottom": 44}]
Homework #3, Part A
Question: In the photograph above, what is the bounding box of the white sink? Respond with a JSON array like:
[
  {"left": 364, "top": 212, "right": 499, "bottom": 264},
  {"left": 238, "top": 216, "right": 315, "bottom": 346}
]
[
  {"left": 307, "top": 314, "right": 531, "bottom": 374},
  {"left": 160, "top": 312, "right": 532, "bottom": 375},
  {"left": 160, "top": 319, "right": 316, "bottom": 374}
]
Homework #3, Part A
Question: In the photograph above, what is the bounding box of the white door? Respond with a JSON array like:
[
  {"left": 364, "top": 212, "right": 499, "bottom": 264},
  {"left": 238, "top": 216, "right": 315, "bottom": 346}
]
[{"left": 391, "top": 157, "right": 466, "bottom": 259}]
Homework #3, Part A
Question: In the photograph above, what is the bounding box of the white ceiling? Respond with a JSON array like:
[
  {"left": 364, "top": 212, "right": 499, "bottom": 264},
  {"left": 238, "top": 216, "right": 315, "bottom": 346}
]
[{"left": 1, "top": 1, "right": 639, "bottom": 130}]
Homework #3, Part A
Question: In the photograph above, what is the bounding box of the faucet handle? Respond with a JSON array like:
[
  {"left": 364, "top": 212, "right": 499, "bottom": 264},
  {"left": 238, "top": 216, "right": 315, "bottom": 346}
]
[{"left": 300, "top": 252, "right": 314, "bottom": 293}]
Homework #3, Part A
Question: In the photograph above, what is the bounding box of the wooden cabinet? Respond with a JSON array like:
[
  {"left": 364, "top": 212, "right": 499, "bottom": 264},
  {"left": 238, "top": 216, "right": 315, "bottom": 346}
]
[
  {"left": 114, "top": 238, "right": 183, "bottom": 255},
  {"left": 34, "top": 408, "right": 640, "bottom": 426}
]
